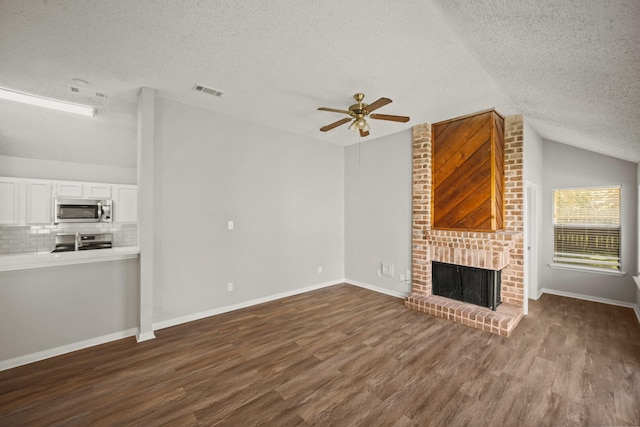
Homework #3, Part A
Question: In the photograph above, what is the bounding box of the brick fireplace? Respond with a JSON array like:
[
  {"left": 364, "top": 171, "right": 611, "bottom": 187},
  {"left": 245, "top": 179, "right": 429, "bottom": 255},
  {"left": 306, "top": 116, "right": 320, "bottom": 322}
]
[{"left": 405, "top": 115, "right": 525, "bottom": 337}]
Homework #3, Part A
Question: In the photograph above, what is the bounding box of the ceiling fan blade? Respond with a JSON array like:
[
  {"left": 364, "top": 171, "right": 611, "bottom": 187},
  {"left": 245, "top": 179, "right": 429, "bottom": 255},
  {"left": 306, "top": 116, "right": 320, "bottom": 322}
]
[
  {"left": 365, "top": 97, "right": 392, "bottom": 113},
  {"left": 359, "top": 128, "right": 370, "bottom": 137},
  {"left": 320, "top": 117, "right": 351, "bottom": 132},
  {"left": 318, "top": 107, "right": 351, "bottom": 115},
  {"left": 369, "top": 113, "right": 410, "bottom": 123}
]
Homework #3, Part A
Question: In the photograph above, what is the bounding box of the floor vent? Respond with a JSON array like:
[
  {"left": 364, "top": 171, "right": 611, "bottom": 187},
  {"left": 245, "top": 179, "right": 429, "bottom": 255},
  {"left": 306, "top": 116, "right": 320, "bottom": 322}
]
[{"left": 193, "top": 84, "right": 223, "bottom": 97}]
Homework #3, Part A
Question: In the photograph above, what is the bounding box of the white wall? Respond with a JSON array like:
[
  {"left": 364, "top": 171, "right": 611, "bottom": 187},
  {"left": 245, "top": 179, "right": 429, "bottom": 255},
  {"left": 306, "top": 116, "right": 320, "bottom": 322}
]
[
  {"left": 523, "top": 120, "right": 544, "bottom": 299},
  {"left": 0, "top": 155, "right": 136, "bottom": 184},
  {"left": 637, "top": 163, "right": 640, "bottom": 310},
  {"left": 152, "top": 97, "right": 344, "bottom": 323},
  {"left": 540, "top": 140, "right": 638, "bottom": 303},
  {"left": 344, "top": 130, "right": 412, "bottom": 296},
  {"left": 523, "top": 120, "right": 544, "bottom": 184},
  {"left": 0, "top": 259, "right": 139, "bottom": 363}
]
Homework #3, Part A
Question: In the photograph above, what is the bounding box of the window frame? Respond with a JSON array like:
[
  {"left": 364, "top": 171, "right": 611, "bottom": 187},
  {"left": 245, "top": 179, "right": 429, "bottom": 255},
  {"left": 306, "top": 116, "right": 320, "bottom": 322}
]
[{"left": 549, "top": 185, "right": 626, "bottom": 276}]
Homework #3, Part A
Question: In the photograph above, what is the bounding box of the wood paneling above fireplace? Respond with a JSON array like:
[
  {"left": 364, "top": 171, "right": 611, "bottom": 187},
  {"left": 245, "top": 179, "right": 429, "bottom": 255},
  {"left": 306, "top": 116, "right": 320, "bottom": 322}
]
[{"left": 432, "top": 109, "right": 504, "bottom": 232}]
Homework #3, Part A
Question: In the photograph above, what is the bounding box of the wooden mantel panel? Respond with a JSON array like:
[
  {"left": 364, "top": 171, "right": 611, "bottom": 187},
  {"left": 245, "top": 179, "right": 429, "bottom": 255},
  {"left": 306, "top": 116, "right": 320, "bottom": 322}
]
[
  {"left": 492, "top": 113, "right": 505, "bottom": 229},
  {"left": 432, "top": 113, "right": 490, "bottom": 172},
  {"left": 432, "top": 109, "right": 504, "bottom": 231}
]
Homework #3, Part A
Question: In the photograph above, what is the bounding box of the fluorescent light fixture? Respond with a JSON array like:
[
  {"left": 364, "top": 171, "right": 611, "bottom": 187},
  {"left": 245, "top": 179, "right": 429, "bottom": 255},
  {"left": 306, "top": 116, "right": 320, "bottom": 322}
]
[{"left": 0, "top": 87, "right": 95, "bottom": 117}]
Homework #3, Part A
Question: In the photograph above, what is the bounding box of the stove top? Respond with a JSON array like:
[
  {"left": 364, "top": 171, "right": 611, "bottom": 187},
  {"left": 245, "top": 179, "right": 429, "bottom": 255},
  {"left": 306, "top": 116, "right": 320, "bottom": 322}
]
[{"left": 52, "top": 233, "right": 113, "bottom": 253}]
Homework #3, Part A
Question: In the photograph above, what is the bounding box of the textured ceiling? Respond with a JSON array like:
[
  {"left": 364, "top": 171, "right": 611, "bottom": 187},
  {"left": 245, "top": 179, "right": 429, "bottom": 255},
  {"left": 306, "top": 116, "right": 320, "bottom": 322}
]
[{"left": 0, "top": 0, "right": 638, "bottom": 169}]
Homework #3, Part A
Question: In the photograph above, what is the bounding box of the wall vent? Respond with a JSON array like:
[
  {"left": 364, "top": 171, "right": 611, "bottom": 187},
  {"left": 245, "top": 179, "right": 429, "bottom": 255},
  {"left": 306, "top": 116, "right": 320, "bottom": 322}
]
[{"left": 193, "top": 84, "right": 223, "bottom": 97}]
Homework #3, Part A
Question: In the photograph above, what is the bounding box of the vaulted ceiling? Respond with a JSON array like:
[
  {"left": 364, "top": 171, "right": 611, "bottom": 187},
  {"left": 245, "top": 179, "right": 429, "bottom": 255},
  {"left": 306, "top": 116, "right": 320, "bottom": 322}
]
[{"left": 0, "top": 0, "right": 638, "bottom": 168}]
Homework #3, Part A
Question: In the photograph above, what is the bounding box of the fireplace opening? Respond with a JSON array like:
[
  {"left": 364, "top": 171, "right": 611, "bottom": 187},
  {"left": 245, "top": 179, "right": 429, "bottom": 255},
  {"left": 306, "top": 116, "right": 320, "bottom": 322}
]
[{"left": 432, "top": 261, "right": 501, "bottom": 310}]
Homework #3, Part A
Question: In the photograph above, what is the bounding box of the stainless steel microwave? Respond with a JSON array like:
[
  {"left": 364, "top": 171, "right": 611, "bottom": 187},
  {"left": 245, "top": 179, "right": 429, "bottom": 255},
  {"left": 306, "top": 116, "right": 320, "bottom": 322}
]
[{"left": 54, "top": 198, "right": 112, "bottom": 224}]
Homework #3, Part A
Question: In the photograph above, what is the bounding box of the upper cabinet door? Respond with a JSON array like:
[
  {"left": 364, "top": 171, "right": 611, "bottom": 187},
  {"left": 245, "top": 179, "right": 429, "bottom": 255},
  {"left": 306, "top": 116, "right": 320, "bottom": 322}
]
[
  {"left": 0, "top": 178, "right": 22, "bottom": 225},
  {"left": 54, "top": 181, "right": 84, "bottom": 198},
  {"left": 114, "top": 185, "right": 137, "bottom": 223},
  {"left": 26, "top": 180, "right": 51, "bottom": 224},
  {"left": 84, "top": 183, "right": 112, "bottom": 199}
]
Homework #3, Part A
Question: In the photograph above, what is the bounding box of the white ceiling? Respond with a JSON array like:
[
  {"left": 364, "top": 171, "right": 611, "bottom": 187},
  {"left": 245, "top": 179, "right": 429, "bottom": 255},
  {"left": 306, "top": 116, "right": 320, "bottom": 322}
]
[{"left": 0, "top": 0, "right": 638, "bottom": 169}]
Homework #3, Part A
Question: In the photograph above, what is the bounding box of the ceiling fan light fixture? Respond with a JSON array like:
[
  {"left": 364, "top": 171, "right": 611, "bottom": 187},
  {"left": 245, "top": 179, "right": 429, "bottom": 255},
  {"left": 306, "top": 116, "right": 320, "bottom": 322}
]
[{"left": 349, "top": 117, "right": 370, "bottom": 133}]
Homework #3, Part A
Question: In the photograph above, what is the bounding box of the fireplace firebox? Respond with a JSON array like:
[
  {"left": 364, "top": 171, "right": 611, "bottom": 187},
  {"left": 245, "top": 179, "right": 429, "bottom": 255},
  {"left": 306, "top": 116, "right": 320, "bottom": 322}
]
[{"left": 432, "top": 262, "right": 501, "bottom": 310}]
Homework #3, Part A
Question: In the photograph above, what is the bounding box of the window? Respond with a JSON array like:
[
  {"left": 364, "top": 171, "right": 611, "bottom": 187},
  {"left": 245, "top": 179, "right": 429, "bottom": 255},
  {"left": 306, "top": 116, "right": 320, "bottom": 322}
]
[{"left": 552, "top": 186, "right": 621, "bottom": 271}]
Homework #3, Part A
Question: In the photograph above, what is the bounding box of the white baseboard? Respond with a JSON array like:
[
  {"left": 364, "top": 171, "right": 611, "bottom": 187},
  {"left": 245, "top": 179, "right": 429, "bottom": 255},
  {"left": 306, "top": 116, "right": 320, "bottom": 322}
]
[
  {"left": 539, "top": 288, "right": 640, "bottom": 325},
  {"left": 345, "top": 278, "right": 409, "bottom": 299},
  {"left": 153, "top": 279, "right": 345, "bottom": 331},
  {"left": 136, "top": 331, "right": 156, "bottom": 342},
  {"left": 0, "top": 328, "right": 138, "bottom": 372}
]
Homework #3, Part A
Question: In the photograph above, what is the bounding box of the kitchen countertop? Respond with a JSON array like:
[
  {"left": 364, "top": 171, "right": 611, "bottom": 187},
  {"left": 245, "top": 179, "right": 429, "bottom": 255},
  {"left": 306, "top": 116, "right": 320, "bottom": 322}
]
[{"left": 0, "top": 247, "right": 140, "bottom": 272}]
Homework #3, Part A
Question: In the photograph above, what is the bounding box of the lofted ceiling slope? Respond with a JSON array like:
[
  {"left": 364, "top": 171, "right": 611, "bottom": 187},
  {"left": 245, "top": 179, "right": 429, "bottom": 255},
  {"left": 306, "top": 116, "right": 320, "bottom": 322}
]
[{"left": 0, "top": 0, "right": 638, "bottom": 169}]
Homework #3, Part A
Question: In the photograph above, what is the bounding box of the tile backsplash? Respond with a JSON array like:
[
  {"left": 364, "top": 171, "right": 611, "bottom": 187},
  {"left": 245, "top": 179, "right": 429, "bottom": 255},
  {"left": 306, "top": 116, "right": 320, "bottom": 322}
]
[{"left": 0, "top": 223, "right": 137, "bottom": 254}]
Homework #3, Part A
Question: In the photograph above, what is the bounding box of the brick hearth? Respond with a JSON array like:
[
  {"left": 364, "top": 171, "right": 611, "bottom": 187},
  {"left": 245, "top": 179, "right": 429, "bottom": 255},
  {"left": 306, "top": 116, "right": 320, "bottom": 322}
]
[
  {"left": 406, "top": 115, "right": 525, "bottom": 337},
  {"left": 405, "top": 294, "right": 522, "bottom": 336}
]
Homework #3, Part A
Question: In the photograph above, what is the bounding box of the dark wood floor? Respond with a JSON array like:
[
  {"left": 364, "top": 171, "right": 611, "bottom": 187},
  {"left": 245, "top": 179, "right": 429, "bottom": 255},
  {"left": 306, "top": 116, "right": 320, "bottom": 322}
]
[{"left": 1, "top": 284, "right": 639, "bottom": 426}]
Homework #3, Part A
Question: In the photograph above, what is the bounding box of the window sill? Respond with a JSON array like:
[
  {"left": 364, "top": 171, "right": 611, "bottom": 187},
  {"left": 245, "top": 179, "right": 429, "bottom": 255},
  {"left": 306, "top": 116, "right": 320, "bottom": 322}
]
[{"left": 548, "top": 263, "right": 626, "bottom": 277}]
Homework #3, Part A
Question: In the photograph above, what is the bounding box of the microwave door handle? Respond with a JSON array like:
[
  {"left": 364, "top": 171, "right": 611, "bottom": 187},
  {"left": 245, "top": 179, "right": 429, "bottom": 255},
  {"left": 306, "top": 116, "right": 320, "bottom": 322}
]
[{"left": 97, "top": 202, "right": 102, "bottom": 219}]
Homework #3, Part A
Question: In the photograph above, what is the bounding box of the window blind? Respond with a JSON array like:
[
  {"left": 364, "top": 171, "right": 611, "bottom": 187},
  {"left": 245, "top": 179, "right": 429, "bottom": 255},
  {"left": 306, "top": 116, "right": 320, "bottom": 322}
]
[{"left": 552, "top": 186, "right": 621, "bottom": 270}]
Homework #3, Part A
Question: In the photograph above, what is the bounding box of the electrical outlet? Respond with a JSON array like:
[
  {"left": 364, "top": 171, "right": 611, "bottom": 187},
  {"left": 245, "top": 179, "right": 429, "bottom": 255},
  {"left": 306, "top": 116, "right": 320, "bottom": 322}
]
[
  {"left": 227, "top": 282, "right": 234, "bottom": 292},
  {"left": 227, "top": 221, "right": 234, "bottom": 230},
  {"left": 317, "top": 266, "right": 323, "bottom": 274}
]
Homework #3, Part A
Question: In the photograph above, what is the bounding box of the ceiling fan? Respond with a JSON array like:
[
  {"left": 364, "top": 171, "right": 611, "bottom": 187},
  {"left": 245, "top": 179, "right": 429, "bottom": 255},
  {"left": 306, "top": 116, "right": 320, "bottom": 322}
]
[{"left": 318, "top": 93, "right": 410, "bottom": 137}]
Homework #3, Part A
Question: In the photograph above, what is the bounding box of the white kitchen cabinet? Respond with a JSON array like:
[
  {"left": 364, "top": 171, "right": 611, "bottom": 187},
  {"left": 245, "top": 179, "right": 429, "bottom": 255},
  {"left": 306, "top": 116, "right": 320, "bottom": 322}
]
[
  {"left": 25, "top": 180, "right": 51, "bottom": 224},
  {"left": 1, "top": 177, "right": 137, "bottom": 225},
  {"left": 0, "top": 178, "right": 22, "bottom": 225},
  {"left": 0, "top": 178, "right": 50, "bottom": 225},
  {"left": 53, "top": 181, "right": 84, "bottom": 198},
  {"left": 84, "top": 183, "right": 111, "bottom": 199},
  {"left": 54, "top": 181, "right": 112, "bottom": 199},
  {"left": 114, "top": 185, "right": 137, "bottom": 223}
]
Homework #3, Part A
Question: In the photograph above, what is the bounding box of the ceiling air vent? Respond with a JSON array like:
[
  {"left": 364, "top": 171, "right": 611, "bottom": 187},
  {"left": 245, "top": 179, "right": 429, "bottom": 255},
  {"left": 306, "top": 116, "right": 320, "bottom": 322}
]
[
  {"left": 193, "top": 84, "right": 223, "bottom": 97},
  {"left": 67, "top": 84, "right": 106, "bottom": 99}
]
